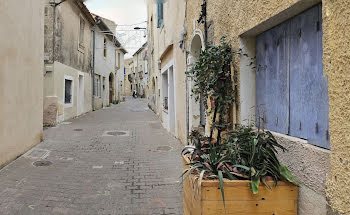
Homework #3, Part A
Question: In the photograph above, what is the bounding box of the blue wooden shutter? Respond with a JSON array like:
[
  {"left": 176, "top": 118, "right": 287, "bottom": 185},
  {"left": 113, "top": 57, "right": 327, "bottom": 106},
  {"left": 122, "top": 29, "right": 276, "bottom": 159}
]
[
  {"left": 256, "top": 22, "right": 289, "bottom": 134},
  {"left": 256, "top": 4, "right": 329, "bottom": 148},
  {"left": 289, "top": 5, "right": 329, "bottom": 148},
  {"left": 157, "top": 3, "right": 163, "bottom": 28}
]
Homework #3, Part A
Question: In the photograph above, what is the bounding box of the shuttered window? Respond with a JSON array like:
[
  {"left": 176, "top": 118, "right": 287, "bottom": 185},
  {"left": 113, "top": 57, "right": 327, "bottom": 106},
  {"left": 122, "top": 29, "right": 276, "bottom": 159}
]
[
  {"left": 256, "top": 4, "right": 329, "bottom": 149},
  {"left": 157, "top": 3, "right": 163, "bottom": 28}
]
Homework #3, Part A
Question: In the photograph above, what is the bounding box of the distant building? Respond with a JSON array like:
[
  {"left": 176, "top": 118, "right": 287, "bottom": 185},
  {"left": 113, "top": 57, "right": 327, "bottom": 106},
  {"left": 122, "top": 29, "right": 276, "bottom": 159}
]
[
  {"left": 124, "top": 59, "right": 135, "bottom": 97},
  {"left": 132, "top": 43, "right": 148, "bottom": 98},
  {"left": 0, "top": 0, "right": 45, "bottom": 167},
  {"left": 93, "top": 15, "right": 127, "bottom": 110}
]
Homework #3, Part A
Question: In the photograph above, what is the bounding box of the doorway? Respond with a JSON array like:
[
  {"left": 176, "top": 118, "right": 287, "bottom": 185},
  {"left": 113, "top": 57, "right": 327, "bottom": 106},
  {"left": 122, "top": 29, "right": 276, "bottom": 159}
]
[
  {"left": 78, "top": 74, "right": 84, "bottom": 115},
  {"left": 109, "top": 73, "right": 114, "bottom": 104}
]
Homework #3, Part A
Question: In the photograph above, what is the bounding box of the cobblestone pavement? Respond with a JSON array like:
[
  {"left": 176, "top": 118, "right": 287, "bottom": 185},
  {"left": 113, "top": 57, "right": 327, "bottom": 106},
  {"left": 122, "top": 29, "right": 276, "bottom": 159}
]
[{"left": 0, "top": 98, "right": 183, "bottom": 215}]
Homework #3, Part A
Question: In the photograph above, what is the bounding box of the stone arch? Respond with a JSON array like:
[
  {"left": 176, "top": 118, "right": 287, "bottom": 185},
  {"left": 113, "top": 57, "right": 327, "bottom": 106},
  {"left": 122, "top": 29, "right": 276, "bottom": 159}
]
[
  {"left": 190, "top": 29, "right": 205, "bottom": 58},
  {"left": 188, "top": 29, "right": 206, "bottom": 134}
]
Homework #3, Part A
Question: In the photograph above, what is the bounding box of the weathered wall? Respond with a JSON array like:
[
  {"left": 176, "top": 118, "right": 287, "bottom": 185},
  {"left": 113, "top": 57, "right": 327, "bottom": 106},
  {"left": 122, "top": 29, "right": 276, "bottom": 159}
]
[
  {"left": 0, "top": 0, "right": 44, "bottom": 166},
  {"left": 44, "top": 0, "right": 93, "bottom": 124},
  {"left": 53, "top": 61, "right": 92, "bottom": 122},
  {"left": 44, "top": 0, "right": 93, "bottom": 73},
  {"left": 323, "top": 1, "right": 350, "bottom": 214},
  {"left": 185, "top": 0, "right": 350, "bottom": 214}
]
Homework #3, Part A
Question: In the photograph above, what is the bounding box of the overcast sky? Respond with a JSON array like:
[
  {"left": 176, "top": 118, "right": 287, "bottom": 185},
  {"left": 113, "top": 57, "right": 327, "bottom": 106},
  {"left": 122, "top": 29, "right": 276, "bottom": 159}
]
[{"left": 85, "top": 0, "right": 147, "bottom": 58}]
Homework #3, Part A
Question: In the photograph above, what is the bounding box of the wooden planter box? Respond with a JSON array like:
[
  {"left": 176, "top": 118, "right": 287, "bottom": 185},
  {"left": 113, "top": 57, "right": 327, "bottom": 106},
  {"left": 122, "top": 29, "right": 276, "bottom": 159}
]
[{"left": 183, "top": 157, "right": 298, "bottom": 215}]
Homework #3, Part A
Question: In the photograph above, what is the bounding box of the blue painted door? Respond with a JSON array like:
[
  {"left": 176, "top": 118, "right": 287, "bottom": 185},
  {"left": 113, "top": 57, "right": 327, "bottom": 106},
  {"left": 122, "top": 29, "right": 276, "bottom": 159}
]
[{"left": 256, "top": 4, "right": 329, "bottom": 149}]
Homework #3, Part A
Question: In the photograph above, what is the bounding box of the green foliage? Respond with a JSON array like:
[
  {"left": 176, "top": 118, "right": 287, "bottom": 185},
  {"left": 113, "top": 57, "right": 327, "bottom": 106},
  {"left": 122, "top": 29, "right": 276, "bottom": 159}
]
[
  {"left": 225, "top": 126, "right": 301, "bottom": 193},
  {"left": 186, "top": 37, "right": 236, "bottom": 145},
  {"left": 182, "top": 36, "right": 300, "bottom": 207}
]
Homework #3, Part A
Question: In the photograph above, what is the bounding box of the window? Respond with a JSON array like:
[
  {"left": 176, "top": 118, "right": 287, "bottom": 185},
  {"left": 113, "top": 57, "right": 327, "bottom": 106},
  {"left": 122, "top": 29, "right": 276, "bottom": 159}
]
[
  {"left": 116, "top": 51, "right": 121, "bottom": 69},
  {"left": 103, "top": 77, "right": 106, "bottom": 91},
  {"left": 103, "top": 37, "right": 107, "bottom": 58},
  {"left": 79, "top": 17, "right": 85, "bottom": 48},
  {"left": 162, "top": 72, "right": 168, "bottom": 110},
  {"left": 65, "top": 79, "right": 73, "bottom": 104},
  {"left": 94, "top": 75, "right": 101, "bottom": 97},
  {"left": 118, "top": 53, "right": 121, "bottom": 68},
  {"left": 157, "top": 3, "right": 163, "bottom": 28},
  {"left": 256, "top": 4, "right": 329, "bottom": 148}
]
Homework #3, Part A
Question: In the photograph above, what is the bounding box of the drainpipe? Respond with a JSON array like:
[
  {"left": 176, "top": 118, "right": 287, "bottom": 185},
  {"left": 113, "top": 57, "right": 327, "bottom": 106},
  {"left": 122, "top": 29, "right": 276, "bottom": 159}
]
[
  {"left": 204, "top": 0, "right": 208, "bottom": 44},
  {"left": 92, "top": 25, "right": 96, "bottom": 111},
  {"left": 92, "top": 19, "right": 102, "bottom": 111},
  {"left": 186, "top": 51, "right": 190, "bottom": 144}
]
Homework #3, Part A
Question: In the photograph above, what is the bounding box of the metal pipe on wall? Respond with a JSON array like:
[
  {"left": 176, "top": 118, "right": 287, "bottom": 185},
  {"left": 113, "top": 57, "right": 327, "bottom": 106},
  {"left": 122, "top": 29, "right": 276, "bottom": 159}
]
[{"left": 92, "top": 24, "right": 97, "bottom": 111}]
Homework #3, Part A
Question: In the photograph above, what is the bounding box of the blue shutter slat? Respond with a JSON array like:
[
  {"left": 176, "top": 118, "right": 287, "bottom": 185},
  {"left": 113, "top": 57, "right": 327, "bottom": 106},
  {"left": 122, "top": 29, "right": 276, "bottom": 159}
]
[
  {"left": 256, "top": 22, "right": 289, "bottom": 134},
  {"left": 289, "top": 5, "right": 329, "bottom": 149},
  {"left": 157, "top": 4, "right": 160, "bottom": 27},
  {"left": 267, "top": 22, "right": 289, "bottom": 134}
]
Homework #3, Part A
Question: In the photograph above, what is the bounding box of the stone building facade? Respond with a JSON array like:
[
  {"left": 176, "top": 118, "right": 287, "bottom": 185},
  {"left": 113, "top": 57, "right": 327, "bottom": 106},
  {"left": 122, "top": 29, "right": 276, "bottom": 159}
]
[
  {"left": 43, "top": 0, "right": 95, "bottom": 125},
  {"left": 133, "top": 43, "right": 149, "bottom": 98},
  {"left": 93, "top": 15, "right": 126, "bottom": 110},
  {"left": 0, "top": 0, "right": 45, "bottom": 167},
  {"left": 147, "top": 0, "right": 350, "bottom": 214},
  {"left": 124, "top": 58, "right": 135, "bottom": 97}
]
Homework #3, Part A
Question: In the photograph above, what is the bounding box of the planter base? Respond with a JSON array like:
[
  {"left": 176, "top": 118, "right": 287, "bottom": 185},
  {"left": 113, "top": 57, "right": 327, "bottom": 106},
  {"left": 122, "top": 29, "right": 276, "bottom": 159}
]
[{"left": 183, "top": 157, "right": 298, "bottom": 215}]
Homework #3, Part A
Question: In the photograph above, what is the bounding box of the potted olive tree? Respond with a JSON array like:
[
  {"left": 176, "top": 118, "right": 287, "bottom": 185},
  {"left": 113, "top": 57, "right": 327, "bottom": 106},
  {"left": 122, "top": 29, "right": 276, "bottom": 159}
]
[{"left": 182, "top": 37, "right": 300, "bottom": 215}]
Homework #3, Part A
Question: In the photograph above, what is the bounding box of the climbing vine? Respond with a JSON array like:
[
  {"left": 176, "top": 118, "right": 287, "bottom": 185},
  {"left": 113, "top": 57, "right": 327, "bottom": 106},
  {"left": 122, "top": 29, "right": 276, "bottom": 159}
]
[{"left": 186, "top": 36, "right": 237, "bottom": 145}]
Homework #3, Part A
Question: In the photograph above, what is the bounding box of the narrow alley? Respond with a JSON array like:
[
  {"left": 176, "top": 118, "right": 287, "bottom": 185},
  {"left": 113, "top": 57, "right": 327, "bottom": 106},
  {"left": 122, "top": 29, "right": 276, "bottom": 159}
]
[
  {"left": 0, "top": 98, "right": 183, "bottom": 215},
  {"left": 3, "top": 0, "right": 350, "bottom": 214}
]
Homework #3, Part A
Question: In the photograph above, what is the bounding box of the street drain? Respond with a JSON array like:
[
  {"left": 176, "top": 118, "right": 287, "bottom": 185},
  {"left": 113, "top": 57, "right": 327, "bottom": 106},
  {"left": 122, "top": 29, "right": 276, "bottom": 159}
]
[
  {"left": 33, "top": 160, "right": 52, "bottom": 167},
  {"left": 107, "top": 131, "right": 126, "bottom": 136},
  {"left": 103, "top": 130, "right": 129, "bottom": 137},
  {"left": 25, "top": 149, "right": 50, "bottom": 159},
  {"left": 74, "top": 128, "right": 83, "bottom": 131},
  {"left": 157, "top": 146, "right": 172, "bottom": 152}
]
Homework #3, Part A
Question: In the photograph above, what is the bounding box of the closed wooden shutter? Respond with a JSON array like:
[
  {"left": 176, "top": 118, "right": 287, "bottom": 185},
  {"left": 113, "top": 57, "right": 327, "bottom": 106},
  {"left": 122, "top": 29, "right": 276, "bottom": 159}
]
[
  {"left": 256, "top": 18, "right": 289, "bottom": 134},
  {"left": 256, "top": 4, "right": 329, "bottom": 149}
]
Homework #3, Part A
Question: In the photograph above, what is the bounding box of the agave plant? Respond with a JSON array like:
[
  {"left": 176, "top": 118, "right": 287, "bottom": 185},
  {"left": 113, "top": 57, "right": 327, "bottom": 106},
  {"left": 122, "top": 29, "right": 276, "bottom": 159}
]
[
  {"left": 182, "top": 126, "right": 301, "bottom": 207},
  {"left": 182, "top": 144, "right": 236, "bottom": 208},
  {"left": 224, "top": 126, "right": 301, "bottom": 194}
]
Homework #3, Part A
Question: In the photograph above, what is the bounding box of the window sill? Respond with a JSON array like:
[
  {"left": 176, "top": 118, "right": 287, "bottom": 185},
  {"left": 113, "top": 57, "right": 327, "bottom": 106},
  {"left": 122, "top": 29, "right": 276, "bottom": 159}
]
[{"left": 64, "top": 103, "right": 73, "bottom": 108}]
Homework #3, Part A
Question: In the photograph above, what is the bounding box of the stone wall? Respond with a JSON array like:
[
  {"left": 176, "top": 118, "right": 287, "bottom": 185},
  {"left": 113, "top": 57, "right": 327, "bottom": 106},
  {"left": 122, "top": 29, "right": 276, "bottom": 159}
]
[{"left": 0, "top": 0, "right": 44, "bottom": 167}]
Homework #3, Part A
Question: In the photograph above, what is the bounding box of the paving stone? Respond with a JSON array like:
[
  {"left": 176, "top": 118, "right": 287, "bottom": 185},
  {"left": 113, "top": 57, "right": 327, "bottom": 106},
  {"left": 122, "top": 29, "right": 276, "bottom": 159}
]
[{"left": 0, "top": 98, "right": 183, "bottom": 215}]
